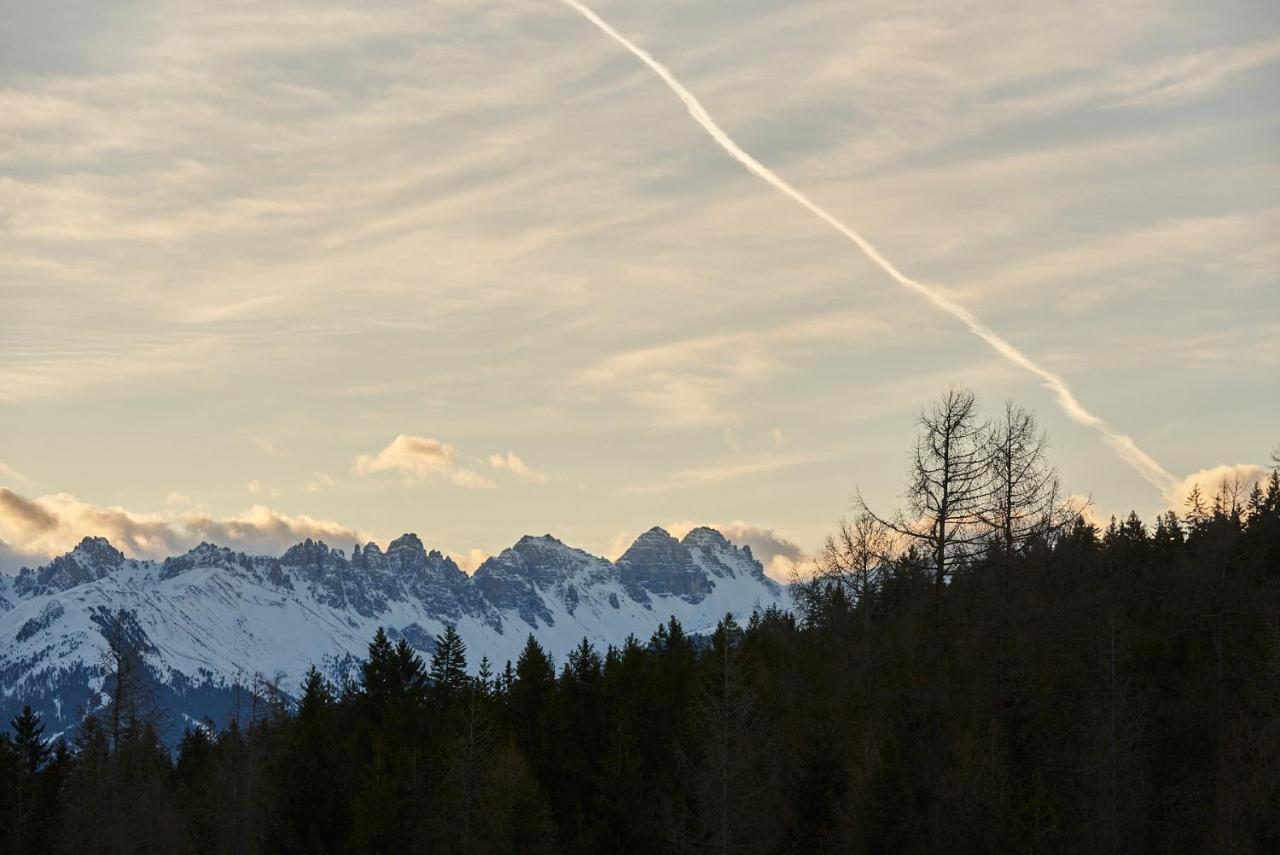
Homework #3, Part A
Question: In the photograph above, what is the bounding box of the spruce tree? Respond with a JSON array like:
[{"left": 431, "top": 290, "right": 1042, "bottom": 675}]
[
  {"left": 429, "top": 625, "right": 469, "bottom": 695},
  {"left": 10, "top": 706, "right": 50, "bottom": 775}
]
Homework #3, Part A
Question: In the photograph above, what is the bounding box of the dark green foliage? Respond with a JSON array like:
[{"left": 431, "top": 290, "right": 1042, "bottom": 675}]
[{"left": 429, "top": 625, "right": 469, "bottom": 697}]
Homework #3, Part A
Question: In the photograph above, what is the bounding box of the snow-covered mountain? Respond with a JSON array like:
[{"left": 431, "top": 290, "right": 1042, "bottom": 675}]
[{"left": 0, "top": 526, "right": 788, "bottom": 739}]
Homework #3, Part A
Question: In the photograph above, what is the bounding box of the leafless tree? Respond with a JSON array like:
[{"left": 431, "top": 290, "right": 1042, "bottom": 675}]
[
  {"left": 980, "top": 401, "right": 1081, "bottom": 558},
  {"left": 96, "top": 610, "right": 157, "bottom": 750},
  {"left": 860, "top": 386, "right": 991, "bottom": 590},
  {"left": 798, "top": 511, "right": 895, "bottom": 634},
  {"left": 1212, "top": 472, "right": 1251, "bottom": 518}
]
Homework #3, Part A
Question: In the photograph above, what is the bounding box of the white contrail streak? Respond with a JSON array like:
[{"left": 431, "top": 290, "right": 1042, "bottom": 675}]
[{"left": 559, "top": 0, "right": 1177, "bottom": 494}]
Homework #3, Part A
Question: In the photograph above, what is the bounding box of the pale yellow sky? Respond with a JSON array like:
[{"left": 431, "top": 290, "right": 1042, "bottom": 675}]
[{"left": 2, "top": 0, "right": 1278, "bottom": 575}]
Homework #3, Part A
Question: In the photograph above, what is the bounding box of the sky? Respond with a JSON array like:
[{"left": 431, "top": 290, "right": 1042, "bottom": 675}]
[{"left": 1, "top": 0, "right": 1277, "bottom": 578}]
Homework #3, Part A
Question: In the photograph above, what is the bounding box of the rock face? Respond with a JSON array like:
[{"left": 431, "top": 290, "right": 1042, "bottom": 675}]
[
  {"left": 14, "top": 536, "right": 129, "bottom": 598},
  {"left": 617, "top": 527, "right": 716, "bottom": 604},
  {"left": 0, "top": 527, "right": 788, "bottom": 742}
]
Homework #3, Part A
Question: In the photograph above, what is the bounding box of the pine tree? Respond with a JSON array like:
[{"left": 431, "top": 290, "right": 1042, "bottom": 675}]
[
  {"left": 6, "top": 706, "right": 50, "bottom": 855},
  {"left": 361, "top": 628, "right": 427, "bottom": 708},
  {"left": 360, "top": 626, "right": 397, "bottom": 701},
  {"left": 476, "top": 656, "right": 495, "bottom": 697},
  {"left": 499, "top": 661, "right": 516, "bottom": 696},
  {"left": 1185, "top": 484, "right": 1209, "bottom": 530},
  {"left": 298, "top": 665, "right": 332, "bottom": 719},
  {"left": 10, "top": 706, "right": 50, "bottom": 775},
  {"left": 430, "top": 625, "right": 469, "bottom": 696},
  {"left": 510, "top": 635, "right": 556, "bottom": 773}
]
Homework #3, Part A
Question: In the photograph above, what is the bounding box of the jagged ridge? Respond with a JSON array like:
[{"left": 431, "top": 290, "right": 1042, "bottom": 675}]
[{"left": 0, "top": 527, "right": 787, "bottom": 741}]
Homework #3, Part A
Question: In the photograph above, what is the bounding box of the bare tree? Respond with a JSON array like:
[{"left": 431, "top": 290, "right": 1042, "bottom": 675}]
[
  {"left": 250, "top": 671, "right": 291, "bottom": 726},
  {"left": 96, "top": 610, "right": 157, "bottom": 750},
  {"left": 860, "top": 386, "right": 991, "bottom": 590},
  {"left": 980, "top": 401, "right": 1080, "bottom": 558},
  {"left": 1212, "top": 472, "right": 1250, "bottom": 519},
  {"left": 799, "top": 511, "right": 895, "bottom": 632}
]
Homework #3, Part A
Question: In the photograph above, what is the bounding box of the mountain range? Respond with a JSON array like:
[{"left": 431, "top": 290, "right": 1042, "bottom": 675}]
[{"left": 0, "top": 526, "right": 788, "bottom": 740}]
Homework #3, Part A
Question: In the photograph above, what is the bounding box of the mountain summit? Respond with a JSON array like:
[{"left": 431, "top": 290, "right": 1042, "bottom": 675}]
[{"left": 0, "top": 527, "right": 787, "bottom": 739}]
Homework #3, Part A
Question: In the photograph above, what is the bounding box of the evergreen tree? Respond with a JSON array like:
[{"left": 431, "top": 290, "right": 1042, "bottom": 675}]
[
  {"left": 429, "top": 624, "right": 469, "bottom": 696},
  {"left": 476, "top": 656, "right": 495, "bottom": 697},
  {"left": 4, "top": 706, "right": 51, "bottom": 855},
  {"left": 10, "top": 706, "right": 50, "bottom": 775}
]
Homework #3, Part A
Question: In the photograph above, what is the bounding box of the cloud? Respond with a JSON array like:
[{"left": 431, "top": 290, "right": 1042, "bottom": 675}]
[
  {"left": 1065, "top": 494, "right": 1105, "bottom": 530},
  {"left": 565, "top": 0, "right": 1179, "bottom": 493},
  {"left": 0, "top": 486, "right": 369, "bottom": 572},
  {"left": 353, "top": 434, "right": 495, "bottom": 489},
  {"left": 181, "top": 505, "right": 364, "bottom": 555},
  {"left": 245, "top": 479, "right": 281, "bottom": 498},
  {"left": 576, "top": 311, "right": 889, "bottom": 428},
  {"left": 305, "top": 472, "right": 340, "bottom": 493},
  {"left": 0, "top": 460, "right": 32, "bottom": 485},
  {"left": 1165, "top": 463, "right": 1272, "bottom": 512},
  {"left": 449, "top": 548, "right": 492, "bottom": 574},
  {"left": 488, "top": 452, "right": 548, "bottom": 483},
  {"left": 0, "top": 488, "right": 61, "bottom": 541},
  {"left": 623, "top": 451, "right": 826, "bottom": 494},
  {"left": 1110, "top": 37, "right": 1280, "bottom": 107},
  {"left": 1, "top": 0, "right": 1274, "bottom": 546}
]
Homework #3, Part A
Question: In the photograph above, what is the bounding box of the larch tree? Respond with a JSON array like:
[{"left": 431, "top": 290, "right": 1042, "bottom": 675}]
[
  {"left": 860, "top": 386, "right": 992, "bottom": 591},
  {"left": 980, "top": 401, "right": 1079, "bottom": 559}
]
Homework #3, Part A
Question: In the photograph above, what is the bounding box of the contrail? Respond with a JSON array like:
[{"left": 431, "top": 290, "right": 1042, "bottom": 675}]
[{"left": 558, "top": 0, "right": 1177, "bottom": 494}]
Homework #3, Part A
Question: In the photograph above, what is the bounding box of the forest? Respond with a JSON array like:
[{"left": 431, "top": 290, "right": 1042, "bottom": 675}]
[{"left": 2, "top": 390, "right": 1278, "bottom": 854}]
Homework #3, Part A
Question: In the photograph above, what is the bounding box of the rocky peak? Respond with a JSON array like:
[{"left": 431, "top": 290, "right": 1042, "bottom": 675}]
[
  {"left": 14, "top": 536, "right": 128, "bottom": 598},
  {"left": 512, "top": 534, "right": 565, "bottom": 552},
  {"left": 351, "top": 541, "right": 389, "bottom": 573},
  {"left": 616, "top": 527, "right": 712, "bottom": 604},
  {"left": 386, "top": 533, "right": 427, "bottom": 574},
  {"left": 183, "top": 542, "right": 232, "bottom": 562},
  {"left": 681, "top": 526, "right": 729, "bottom": 549},
  {"left": 617, "top": 527, "right": 684, "bottom": 566},
  {"left": 160, "top": 542, "right": 246, "bottom": 580},
  {"left": 279, "top": 539, "right": 342, "bottom": 571},
  {"left": 681, "top": 527, "right": 767, "bottom": 582},
  {"left": 70, "top": 536, "right": 126, "bottom": 569}
]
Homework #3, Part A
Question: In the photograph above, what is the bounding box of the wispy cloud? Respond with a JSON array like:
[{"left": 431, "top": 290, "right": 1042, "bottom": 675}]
[
  {"left": 1, "top": 0, "right": 1275, "bottom": 553},
  {"left": 561, "top": 0, "right": 1180, "bottom": 494},
  {"left": 0, "top": 461, "right": 32, "bottom": 486},
  {"left": 305, "top": 471, "right": 341, "bottom": 493},
  {"left": 449, "top": 548, "right": 492, "bottom": 574},
  {"left": 353, "top": 435, "right": 495, "bottom": 490},
  {"left": 623, "top": 451, "right": 826, "bottom": 495},
  {"left": 576, "top": 311, "right": 889, "bottom": 427},
  {"left": 488, "top": 452, "right": 549, "bottom": 483}
]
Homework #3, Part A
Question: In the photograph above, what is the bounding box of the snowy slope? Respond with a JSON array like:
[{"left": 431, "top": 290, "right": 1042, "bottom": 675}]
[{"left": 0, "top": 527, "right": 789, "bottom": 739}]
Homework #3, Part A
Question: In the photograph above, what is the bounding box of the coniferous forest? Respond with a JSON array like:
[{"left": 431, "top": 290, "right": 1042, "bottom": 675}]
[{"left": 3, "top": 394, "right": 1279, "bottom": 854}]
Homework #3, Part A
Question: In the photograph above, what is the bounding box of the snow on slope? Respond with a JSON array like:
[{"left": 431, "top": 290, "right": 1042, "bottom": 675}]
[{"left": 0, "top": 527, "right": 789, "bottom": 739}]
